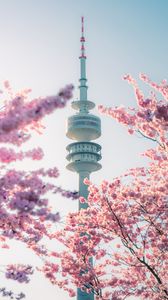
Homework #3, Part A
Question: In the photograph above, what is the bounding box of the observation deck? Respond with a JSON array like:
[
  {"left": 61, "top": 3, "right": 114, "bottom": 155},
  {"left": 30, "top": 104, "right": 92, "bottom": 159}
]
[
  {"left": 66, "top": 141, "right": 101, "bottom": 173},
  {"left": 66, "top": 113, "right": 101, "bottom": 141}
]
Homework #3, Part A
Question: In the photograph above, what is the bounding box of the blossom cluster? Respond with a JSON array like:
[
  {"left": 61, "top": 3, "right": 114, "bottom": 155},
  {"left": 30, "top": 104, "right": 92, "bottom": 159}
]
[
  {"left": 0, "top": 82, "right": 80, "bottom": 295},
  {"left": 0, "top": 84, "right": 73, "bottom": 145},
  {"left": 99, "top": 74, "right": 168, "bottom": 151},
  {"left": 6, "top": 265, "right": 33, "bottom": 283},
  {"left": 0, "top": 287, "right": 25, "bottom": 300}
]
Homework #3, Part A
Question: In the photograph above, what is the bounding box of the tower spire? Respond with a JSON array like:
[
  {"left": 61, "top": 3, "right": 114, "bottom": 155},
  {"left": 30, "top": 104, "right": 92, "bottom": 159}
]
[
  {"left": 79, "top": 16, "right": 87, "bottom": 102},
  {"left": 80, "top": 16, "right": 86, "bottom": 58}
]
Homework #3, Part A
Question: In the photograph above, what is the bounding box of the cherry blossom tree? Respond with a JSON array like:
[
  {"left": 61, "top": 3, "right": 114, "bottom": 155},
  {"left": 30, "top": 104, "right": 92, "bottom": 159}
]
[
  {"left": 47, "top": 75, "right": 168, "bottom": 299},
  {"left": 0, "top": 81, "right": 78, "bottom": 299}
]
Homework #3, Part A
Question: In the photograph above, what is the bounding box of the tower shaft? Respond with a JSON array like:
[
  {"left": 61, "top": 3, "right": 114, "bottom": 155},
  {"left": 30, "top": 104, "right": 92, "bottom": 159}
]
[
  {"left": 79, "top": 57, "right": 88, "bottom": 102},
  {"left": 78, "top": 171, "right": 94, "bottom": 300}
]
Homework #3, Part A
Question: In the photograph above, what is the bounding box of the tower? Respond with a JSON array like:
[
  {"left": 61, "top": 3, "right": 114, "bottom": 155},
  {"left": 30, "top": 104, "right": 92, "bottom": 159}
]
[{"left": 66, "top": 17, "right": 102, "bottom": 299}]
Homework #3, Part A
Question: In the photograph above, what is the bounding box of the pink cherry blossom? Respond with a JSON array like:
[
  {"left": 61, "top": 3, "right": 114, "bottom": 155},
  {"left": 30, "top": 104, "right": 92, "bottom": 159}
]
[
  {"left": 0, "top": 288, "right": 25, "bottom": 300},
  {"left": 0, "top": 82, "right": 79, "bottom": 299},
  {"left": 6, "top": 265, "right": 33, "bottom": 283},
  {"left": 0, "top": 84, "right": 74, "bottom": 146}
]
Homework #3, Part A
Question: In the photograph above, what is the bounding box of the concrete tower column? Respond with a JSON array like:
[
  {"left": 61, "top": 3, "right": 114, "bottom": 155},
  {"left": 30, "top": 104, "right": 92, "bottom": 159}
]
[
  {"left": 79, "top": 171, "right": 90, "bottom": 210},
  {"left": 78, "top": 171, "right": 94, "bottom": 300}
]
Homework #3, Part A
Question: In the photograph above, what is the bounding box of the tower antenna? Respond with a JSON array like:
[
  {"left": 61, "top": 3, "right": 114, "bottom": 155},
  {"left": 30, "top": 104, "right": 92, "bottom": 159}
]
[{"left": 80, "top": 16, "right": 86, "bottom": 58}]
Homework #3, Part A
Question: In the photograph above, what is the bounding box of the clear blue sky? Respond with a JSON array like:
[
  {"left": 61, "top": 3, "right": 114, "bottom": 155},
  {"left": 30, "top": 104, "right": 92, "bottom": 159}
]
[{"left": 0, "top": 1, "right": 167, "bottom": 299}]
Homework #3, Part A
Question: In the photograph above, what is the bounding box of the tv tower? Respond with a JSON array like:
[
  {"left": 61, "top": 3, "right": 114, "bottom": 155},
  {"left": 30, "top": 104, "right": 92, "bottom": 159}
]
[{"left": 66, "top": 17, "right": 102, "bottom": 300}]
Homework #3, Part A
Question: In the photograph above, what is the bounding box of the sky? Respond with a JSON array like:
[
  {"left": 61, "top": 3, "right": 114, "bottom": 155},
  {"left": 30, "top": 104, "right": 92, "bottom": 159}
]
[{"left": 0, "top": 0, "right": 168, "bottom": 299}]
